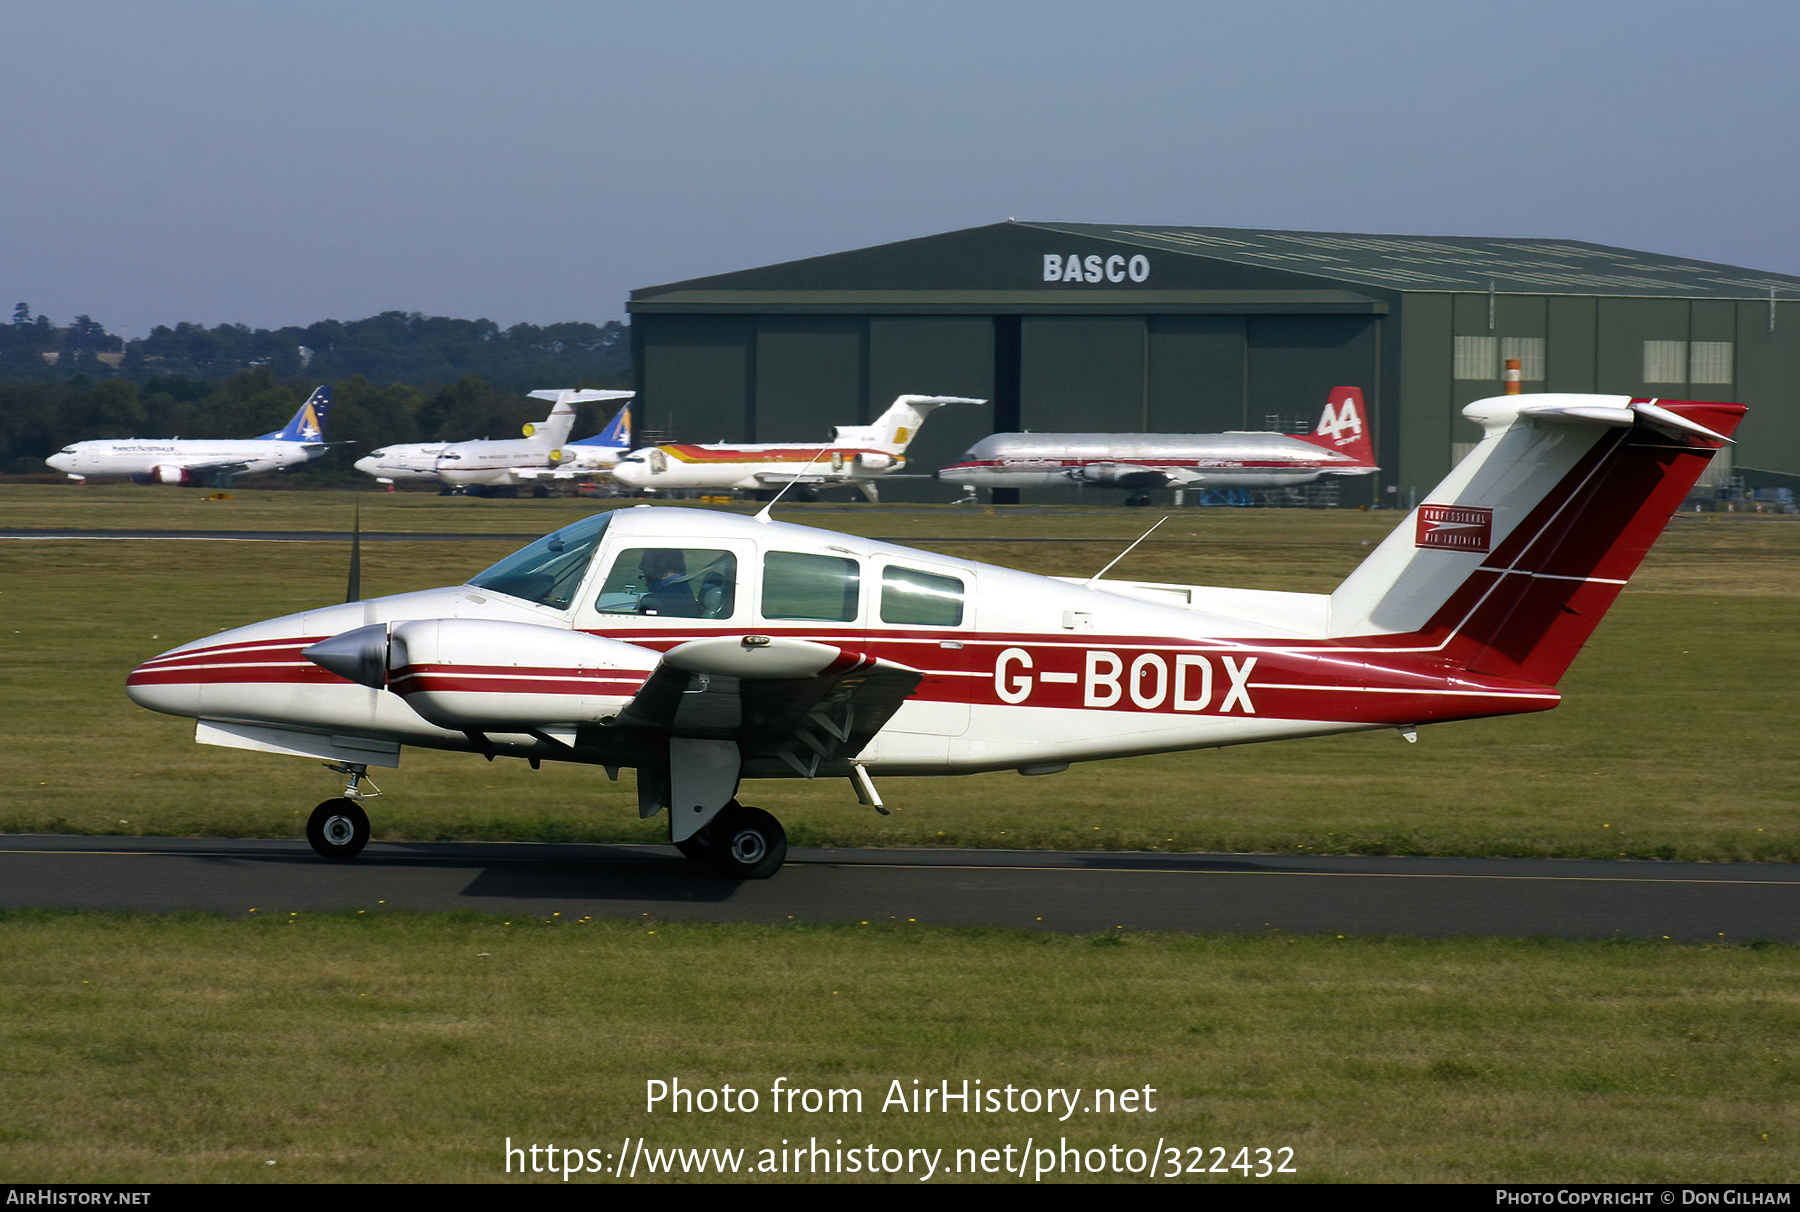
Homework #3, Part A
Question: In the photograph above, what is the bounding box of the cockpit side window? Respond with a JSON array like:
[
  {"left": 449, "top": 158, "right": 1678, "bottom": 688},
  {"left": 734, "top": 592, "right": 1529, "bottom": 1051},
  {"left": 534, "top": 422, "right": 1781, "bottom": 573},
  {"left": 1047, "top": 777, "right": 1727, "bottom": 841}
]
[
  {"left": 467, "top": 512, "right": 612, "bottom": 610},
  {"left": 880, "top": 565, "right": 965, "bottom": 626},
  {"left": 594, "top": 548, "right": 738, "bottom": 618},
  {"left": 761, "top": 551, "right": 859, "bottom": 622}
]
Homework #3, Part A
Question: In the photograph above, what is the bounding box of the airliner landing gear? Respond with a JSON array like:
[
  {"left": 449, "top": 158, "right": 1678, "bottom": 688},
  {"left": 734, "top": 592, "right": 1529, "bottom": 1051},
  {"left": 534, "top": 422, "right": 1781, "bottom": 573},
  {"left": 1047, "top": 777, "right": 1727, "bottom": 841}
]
[
  {"left": 307, "top": 798, "right": 370, "bottom": 861},
  {"left": 674, "top": 800, "right": 787, "bottom": 879},
  {"left": 1125, "top": 492, "right": 1153, "bottom": 507}
]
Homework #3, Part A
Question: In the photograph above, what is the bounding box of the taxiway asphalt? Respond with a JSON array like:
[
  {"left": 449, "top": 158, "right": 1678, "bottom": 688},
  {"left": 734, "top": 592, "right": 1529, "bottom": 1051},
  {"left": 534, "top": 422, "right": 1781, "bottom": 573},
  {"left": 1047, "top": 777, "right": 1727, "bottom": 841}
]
[{"left": 3, "top": 835, "right": 1795, "bottom": 941}]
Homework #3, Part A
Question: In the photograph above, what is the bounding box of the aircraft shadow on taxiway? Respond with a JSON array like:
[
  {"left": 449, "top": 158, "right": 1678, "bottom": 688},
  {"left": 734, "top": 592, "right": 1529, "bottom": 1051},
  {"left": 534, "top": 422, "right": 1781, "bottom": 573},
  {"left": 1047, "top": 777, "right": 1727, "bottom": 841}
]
[{"left": 197, "top": 840, "right": 746, "bottom": 905}]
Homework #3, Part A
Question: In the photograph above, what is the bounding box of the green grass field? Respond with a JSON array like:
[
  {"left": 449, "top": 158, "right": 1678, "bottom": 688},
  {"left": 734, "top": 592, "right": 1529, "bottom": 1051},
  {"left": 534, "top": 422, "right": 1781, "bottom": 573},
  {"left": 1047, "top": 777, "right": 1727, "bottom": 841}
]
[
  {"left": 3, "top": 911, "right": 1795, "bottom": 1184},
  {"left": 1, "top": 485, "right": 1795, "bottom": 1184}
]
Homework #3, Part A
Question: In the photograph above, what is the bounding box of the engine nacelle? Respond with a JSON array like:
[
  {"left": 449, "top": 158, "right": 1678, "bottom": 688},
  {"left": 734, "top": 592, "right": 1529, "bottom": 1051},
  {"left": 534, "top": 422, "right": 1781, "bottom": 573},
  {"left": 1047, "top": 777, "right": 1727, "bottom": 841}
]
[
  {"left": 856, "top": 451, "right": 898, "bottom": 471},
  {"left": 305, "top": 619, "right": 660, "bottom": 730},
  {"left": 153, "top": 464, "right": 193, "bottom": 486},
  {"left": 1071, "top": 462, "right": 1163, "bottom": 489}
]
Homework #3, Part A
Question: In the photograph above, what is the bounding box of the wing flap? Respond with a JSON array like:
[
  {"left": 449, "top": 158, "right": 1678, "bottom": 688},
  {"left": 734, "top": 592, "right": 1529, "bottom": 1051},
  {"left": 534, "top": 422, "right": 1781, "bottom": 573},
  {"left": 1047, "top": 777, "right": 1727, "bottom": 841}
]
[{"left": 609, "top": 636, "right": 922, "bottom": 775}]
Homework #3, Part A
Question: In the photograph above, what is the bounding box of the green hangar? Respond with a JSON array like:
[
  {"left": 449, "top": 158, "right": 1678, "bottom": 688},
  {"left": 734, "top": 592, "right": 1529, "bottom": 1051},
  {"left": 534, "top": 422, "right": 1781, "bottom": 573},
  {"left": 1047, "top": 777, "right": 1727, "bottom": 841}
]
[{"left": 626, "top": 222, "right": 1800, "bottom": 503}]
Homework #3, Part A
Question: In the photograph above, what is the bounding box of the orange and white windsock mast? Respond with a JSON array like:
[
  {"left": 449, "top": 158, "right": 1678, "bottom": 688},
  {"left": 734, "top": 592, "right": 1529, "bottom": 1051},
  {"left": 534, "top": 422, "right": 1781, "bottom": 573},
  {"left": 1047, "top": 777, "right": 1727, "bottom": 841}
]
[{"left": 1504, "top": 357, "right": 1522, "bottom": 394}]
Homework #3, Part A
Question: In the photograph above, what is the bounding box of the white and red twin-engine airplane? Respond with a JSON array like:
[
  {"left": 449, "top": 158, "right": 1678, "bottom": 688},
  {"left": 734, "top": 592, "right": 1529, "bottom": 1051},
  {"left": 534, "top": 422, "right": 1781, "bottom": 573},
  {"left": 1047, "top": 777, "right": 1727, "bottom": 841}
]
[{"left": 126, "top": 393, "right": 1741, "bottom": 878}]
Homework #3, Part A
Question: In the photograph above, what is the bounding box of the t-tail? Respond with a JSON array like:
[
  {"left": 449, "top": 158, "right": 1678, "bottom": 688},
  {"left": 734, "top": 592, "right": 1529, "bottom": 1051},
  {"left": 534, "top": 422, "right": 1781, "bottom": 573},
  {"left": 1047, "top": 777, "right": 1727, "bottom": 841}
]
[
  {"left": 258, "top": 386, "right": 330, "bottom": 443},
  {"left": 534, "top": 389, "right": 635, "bottom": 451},
  {"left": 1296, "top": 386, "right": 1375, "bottom": 467},
  {"left": 833, "top": 394, "right": 986, "bottom": 453},
  {"left": 1329, "top": 394, "right": 1743, "bottom": 686}
]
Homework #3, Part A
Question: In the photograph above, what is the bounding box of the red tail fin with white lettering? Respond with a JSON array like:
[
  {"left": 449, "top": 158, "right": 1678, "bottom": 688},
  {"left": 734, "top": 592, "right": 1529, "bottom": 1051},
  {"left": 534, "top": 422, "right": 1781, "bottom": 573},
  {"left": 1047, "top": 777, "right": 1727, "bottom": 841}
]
[
  {"left": 1296, "top": 386, "right": 1375, "bottom": 468},
  {"left": 1330, "top": 395, "right": 1744, "bottom": 686}
]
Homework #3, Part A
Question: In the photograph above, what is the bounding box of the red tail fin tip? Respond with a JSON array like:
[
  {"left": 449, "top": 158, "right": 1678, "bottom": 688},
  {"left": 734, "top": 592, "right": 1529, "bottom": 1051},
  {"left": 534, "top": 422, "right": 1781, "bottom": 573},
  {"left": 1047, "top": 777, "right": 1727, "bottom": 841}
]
[{"left": 1299, "top": 386, "right": 1375, "bottom": 466}]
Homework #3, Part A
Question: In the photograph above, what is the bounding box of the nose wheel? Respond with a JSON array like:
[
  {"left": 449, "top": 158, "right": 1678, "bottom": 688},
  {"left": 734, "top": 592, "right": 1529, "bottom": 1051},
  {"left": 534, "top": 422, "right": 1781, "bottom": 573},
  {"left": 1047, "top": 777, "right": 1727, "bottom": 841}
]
[{"left": 307, "top": 798, "right": 371, "bottom": 861}]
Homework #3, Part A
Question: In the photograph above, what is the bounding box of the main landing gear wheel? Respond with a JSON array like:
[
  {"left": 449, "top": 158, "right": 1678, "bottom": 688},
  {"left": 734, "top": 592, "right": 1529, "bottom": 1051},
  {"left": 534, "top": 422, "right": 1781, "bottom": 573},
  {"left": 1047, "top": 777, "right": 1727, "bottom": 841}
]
[
  {"left": 710, "top": 803, "right": 787, "bottom": 880},
  {"left": 307, "top": 798, "right": 370, "bottom": 861}
]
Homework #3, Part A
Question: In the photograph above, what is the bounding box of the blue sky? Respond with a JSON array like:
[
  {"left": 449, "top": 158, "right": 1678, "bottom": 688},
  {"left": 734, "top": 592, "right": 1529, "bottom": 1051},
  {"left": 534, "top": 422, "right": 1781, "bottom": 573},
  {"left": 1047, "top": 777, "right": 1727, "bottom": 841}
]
[{"left": 4, "top": 0, "right": 1795, "bottom": 336}]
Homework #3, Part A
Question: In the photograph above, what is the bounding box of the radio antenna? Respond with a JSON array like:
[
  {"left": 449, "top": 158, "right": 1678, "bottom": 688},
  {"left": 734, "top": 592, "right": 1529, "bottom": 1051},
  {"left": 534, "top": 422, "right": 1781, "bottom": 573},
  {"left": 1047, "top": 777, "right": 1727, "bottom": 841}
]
[
  {"left": 753, "top": 444, "right": 835, "bottom": 524},
  {"left": 1085, "top": 516, "right": 1168, "bottom": 587}
]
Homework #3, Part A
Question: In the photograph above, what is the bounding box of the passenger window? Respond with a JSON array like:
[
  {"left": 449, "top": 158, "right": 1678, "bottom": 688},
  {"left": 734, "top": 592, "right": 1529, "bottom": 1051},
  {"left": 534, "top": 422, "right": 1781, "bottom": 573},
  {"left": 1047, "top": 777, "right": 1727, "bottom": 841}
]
[
  {"left": 880, "top": 565, "right": 964, "bottom": 626},
  {"left": 762, "top": 551, "right": 859, "bottom": 622},
  {"left": 594, "top": 548, "right": 737, "bottom": 618}
]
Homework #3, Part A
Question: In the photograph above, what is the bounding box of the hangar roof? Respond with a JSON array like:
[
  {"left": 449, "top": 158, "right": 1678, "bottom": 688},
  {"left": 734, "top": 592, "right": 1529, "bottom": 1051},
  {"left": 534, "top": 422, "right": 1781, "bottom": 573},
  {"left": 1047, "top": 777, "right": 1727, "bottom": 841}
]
[
  {"left": 1016, "top": 223, "right": 1800, "bottom": 299},
  {"left": 630, "top": 222, "right": 1800, "bottom": 312}
]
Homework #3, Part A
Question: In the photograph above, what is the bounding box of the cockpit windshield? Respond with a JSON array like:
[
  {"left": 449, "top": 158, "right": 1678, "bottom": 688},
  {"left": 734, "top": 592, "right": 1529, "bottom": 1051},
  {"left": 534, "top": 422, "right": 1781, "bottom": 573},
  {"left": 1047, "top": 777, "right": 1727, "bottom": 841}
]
[{"left": 467, "top": 512, "right": 613, "bottom": 609}]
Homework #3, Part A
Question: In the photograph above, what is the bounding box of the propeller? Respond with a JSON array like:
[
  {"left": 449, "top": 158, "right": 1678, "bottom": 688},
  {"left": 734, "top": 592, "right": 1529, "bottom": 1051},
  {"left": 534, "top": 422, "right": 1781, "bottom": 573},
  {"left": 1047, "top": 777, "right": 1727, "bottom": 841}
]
[{"left": 346, "top": 495, "right": 362, "bottom": 604}]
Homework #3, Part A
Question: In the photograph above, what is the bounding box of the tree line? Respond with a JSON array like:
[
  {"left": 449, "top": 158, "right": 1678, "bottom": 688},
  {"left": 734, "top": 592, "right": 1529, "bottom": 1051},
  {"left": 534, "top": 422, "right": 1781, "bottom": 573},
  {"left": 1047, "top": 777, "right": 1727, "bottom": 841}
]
[{"left": 1, "top": 307, "right": 633, "bottom": 476}]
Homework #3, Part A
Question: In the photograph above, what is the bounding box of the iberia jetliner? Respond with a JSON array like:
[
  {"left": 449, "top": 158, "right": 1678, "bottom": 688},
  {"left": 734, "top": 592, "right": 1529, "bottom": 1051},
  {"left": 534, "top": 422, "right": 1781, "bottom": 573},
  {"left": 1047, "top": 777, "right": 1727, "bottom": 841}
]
[{"left": 610, "top": 394, "right": 984, "bottom": 500}]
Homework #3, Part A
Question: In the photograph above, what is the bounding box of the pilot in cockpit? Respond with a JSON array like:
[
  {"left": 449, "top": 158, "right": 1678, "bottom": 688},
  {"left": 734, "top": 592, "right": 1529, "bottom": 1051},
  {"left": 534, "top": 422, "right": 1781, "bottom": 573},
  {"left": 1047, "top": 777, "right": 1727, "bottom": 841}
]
[{"left": 636, "top": 549, "right": 701, "bottom": 617}]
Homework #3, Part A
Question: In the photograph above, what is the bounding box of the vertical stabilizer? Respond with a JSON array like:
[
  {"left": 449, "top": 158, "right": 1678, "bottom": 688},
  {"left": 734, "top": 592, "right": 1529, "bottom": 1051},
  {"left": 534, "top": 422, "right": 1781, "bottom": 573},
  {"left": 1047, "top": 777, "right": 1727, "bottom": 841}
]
[
  {"left": 550, "top": 390, "right": 636, "bottom": 450},
  {"left": 834, "top": 395, "right": 986, "bottom": 452},
  {"left": 520, "top": 396, "right": 580, "bottom": 449},
  {"left": 1295, "top": 386, "right": 1374, "bottom": 467},
  {"left": 261, "top": 386, "right": 331, "bottom": 442},
  {"left": 1330, "top": 394, "right": 1742, "bottom": 685}
]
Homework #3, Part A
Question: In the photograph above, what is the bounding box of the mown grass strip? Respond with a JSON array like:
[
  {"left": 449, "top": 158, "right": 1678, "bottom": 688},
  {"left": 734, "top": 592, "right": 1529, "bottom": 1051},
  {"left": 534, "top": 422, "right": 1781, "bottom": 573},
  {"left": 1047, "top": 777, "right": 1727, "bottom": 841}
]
[{"left": 0, "top": 910, "right": 1793, "bottom": 1183}]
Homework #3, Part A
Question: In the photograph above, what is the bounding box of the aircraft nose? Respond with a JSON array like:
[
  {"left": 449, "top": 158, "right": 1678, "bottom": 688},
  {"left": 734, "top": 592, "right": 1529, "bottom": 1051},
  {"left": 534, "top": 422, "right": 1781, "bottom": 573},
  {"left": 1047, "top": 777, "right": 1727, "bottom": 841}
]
[{"left": 125, "top": 642, "right": 206, "bottom": 719}]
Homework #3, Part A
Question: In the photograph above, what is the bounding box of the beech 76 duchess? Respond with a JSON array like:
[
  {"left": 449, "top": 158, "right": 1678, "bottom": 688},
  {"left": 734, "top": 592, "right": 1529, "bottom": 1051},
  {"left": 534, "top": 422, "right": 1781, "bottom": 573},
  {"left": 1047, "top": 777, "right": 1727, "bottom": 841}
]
[
  {"left": 47, "top": 387, "right": 330, "bottom": 485},
  {"left": 126, "top": 393, "right": 1740, "bottom": 878},
  {"left": 938, "top": 387, "right": 1376, "bottom": 505}
]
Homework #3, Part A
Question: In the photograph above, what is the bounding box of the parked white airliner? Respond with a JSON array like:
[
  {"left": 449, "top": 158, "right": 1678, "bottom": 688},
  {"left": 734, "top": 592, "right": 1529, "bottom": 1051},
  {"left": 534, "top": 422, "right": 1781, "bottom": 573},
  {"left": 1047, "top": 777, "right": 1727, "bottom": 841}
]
[
  {"left": 433, "top": 390, "right": 635, "bottom": 494},
  {"left": 354, "top": 390, "right": 634, "bottom": 489},
  {"left": 939, "top": 387, "right": 1376, "bottom": 504},
  {"left": 46, "top": 387, "right": 330, "bottom": 486},
  {"left": 609, "top": 394, "right": 984, "bottom": 501}
]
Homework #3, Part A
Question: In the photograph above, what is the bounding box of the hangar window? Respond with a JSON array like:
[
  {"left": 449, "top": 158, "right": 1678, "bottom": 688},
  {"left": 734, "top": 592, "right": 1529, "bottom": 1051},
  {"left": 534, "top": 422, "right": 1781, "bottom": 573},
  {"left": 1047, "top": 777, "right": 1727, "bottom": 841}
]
[
  {"left": 469, "top": 512, "right": 612, "bottom": 610},
  {"left": 594, "top": 548, "right": 737, "bottom": 618},
  {"left": 1453, "top": 336, "right": 1497, "bottom": 379},
  {"left": 880, "top": 566, "right": 965, "bottom": 627},
  {"left": 1500, "top": 337, "right": 1545, "bottom": 381},
  {"left": 1643, "top": 340, "right": 1688, "bottom": 383},
  {"left": 1690, "top": 342, "right": 1734, "bottom": 384},
  {"left": 762, "top": 552, "right": 859, "bottom": 622}
]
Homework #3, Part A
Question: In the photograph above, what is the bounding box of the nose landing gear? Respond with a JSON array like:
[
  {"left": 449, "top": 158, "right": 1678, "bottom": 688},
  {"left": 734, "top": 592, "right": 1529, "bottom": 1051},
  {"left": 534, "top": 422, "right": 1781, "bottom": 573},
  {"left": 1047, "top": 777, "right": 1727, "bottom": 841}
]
[{"left": 306, "top": 762, "right": 380, "bottom": 861}]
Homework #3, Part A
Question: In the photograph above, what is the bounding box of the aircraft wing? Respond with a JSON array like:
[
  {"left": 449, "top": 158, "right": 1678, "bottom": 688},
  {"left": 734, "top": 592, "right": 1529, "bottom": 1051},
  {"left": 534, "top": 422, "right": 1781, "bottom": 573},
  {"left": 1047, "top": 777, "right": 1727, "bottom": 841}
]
[
  {"left": 1066, "top": 463, "right": 1176, "bottom": 489},
  {"left": 182, "top": 459, "right": 256, "bottom": 475},
  {"left": 608, "top": 636, "right": 922, "bottom": 778},
  {"left": 749, "top": 472, "right": 851, "bottom": 486}
]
